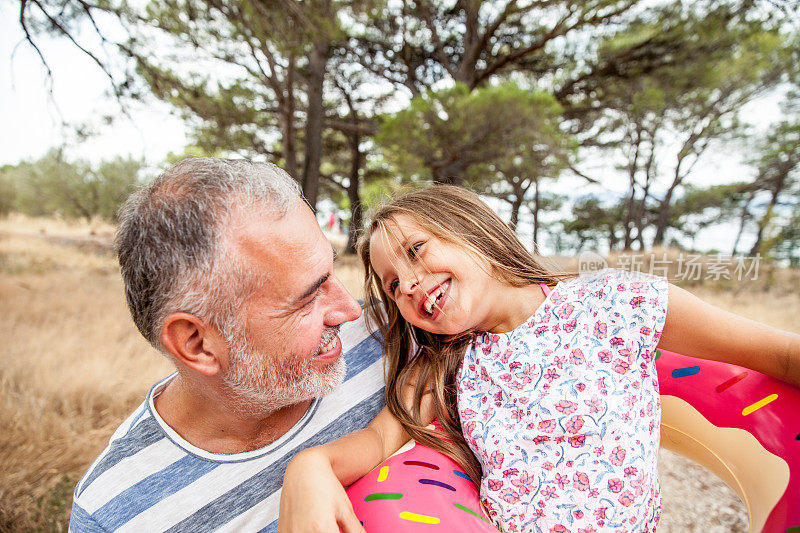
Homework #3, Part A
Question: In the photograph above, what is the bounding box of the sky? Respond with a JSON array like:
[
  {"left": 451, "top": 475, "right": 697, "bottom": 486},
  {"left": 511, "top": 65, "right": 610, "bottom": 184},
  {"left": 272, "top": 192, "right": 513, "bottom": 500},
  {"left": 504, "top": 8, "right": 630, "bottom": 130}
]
[
  {"left": 0, "top": 4, "right": 786, "bottom": 254},
  {"left": 0, "top": 3, "right": 187, "bottom": 167}
]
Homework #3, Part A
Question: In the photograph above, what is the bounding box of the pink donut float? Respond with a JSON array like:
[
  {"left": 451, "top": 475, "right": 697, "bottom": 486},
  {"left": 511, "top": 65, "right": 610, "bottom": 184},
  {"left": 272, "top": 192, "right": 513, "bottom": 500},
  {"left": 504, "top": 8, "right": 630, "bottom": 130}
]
[{"left": 347, "top": 349, "right": 800, "bottom": 532}]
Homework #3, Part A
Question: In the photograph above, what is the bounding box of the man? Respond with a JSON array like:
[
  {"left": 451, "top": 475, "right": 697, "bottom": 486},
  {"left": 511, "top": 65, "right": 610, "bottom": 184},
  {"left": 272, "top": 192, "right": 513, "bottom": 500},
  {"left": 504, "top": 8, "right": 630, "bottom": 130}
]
[{"left": 69, "top": 158, "right": 385, "bottom": 531}]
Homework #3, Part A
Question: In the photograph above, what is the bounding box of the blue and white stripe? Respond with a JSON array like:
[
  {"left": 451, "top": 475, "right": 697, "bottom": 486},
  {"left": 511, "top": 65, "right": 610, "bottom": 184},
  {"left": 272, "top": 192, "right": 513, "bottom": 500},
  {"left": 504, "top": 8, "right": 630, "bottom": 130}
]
[{"left": 70, "top": 314, "right": 386, "bottom": 532}]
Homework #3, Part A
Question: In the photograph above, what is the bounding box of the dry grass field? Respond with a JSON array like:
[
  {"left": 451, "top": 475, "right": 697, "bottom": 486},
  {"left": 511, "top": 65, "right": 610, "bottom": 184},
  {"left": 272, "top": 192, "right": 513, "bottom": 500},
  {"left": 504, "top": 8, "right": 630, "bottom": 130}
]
[{"left": 1, "top": 216, "right": 798, "bottom": 532}]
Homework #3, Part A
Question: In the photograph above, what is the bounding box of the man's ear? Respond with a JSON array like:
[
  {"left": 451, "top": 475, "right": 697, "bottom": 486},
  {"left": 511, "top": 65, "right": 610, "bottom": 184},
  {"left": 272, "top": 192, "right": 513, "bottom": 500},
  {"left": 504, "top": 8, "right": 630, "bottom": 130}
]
[{"left": 161, "top": 313, "right": 228, "bottom": 376}]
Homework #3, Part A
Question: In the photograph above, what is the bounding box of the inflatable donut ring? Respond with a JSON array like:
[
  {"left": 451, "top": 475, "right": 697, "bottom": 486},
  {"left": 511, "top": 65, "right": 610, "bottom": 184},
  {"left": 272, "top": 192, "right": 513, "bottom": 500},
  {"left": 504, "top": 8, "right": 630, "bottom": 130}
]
[
  {"left": 347, "top": 349, "right": 800, "bottom": 532},
  {"left": 656, "top": 348, "right": 800, "bottom": 532}
]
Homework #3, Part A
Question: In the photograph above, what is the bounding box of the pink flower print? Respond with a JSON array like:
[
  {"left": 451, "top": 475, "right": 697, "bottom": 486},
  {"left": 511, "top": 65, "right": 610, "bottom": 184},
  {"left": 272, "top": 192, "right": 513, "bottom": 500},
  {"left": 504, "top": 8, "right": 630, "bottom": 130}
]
[
  {"left": 570, "top": 348, "right": 586, "bottom": 364},
  {"left": 588, "top": 487, "right": 599, "bottom": 498},
  {"left": 554, "top": 355, "right": 567, "bottom": 369},
  {"left": 542, "top": 461, "right": 555, "bottom": 471},
  {"left": 610, "top": 446, "right": 626, "bottom": 466},
  {"left": 630, "top": 296, "right": 645, "bottom": 308},
  {"left": 593, "top": 446, "right": 604, "bottom": 457},
  {"left": 511, "top": 471, "right": 533, "bottom": 495},
  {"left": 574, "top": 510, "right": 584, "bottom": 519},
  {"left": 610, "top": 336, "right": 624, "bottom": 347},
  {"left": 572, "top": 472, "right": 590, "bottom": 491},
  {"left": 585, "top": 397, "right": 602, "bottom": 414},
  {"left": 533, "top": 435, "right": 551, "bottom": 445},
  {"left": 545, "top": 367, "right": 560, "bottom": 382},
  {"left": 461, "top": 408, "right": 477, "bottom": 419},
  {"left": 555, "top": 472, "right": 569, "bottom": 489},
  {"left": 509, "top": 361, "right": 521, "bottom": 370},
  {"left": 599, "top": 348, "right": 613, "bottom": 362},
  {"left": 490, "top": 450, "right": 504, "bottom": 469},
  {"left": 594, "top": 507, "right": 607, "bottom": 520},
  {"left": 555, "top": 400, "right": 578, "bottom": 414},
  {"left": 499, "top": 372, "right": 513, "bottom": 382},
  {"left": 539, "top": 419, "right": 556, "bottom": 433},
  {"left": 534, "top": 325, "right": 549, "bottom": 337},
  {"left": 640, "top": 325, "right": 652, "bottom": 337},
  {"left": 558, "top": 303, "right": 575, "bottom": 318},
  {"left": 550, "top": 525, "right": 569, "bottom": 533},
  {"left": 511, "top": 407, "right": 525, "bottom": 421},
  {"left": 575, "top": 382, "right": 586, "bottom": 392},
  {"left": 487, "top": 478, "right": 504, "bottom": 491},
  {"left": 542, "top": 485, "right": 557, "bottom": 500},
  {"left": 624, "top": 466, "right": 638, "bottom": 477},
  {"left": 500, "top": 488, "right": 520, "bottom": 504},
  {"left": 480, "top": 367, "right": 490, "bottom": 381},
  {"left": 563, "top": 319, "right": 577, "bottom": 333},
  {"left": 630, "top": 281, "right": 646, "bottom": 293},
  {"left": 463, "top": 421, "right": 476, "bottom": 435},
  {"left": 541, "top": 349, "right": 554, "bottom": 358},
  {"left": 617, "top": 283, "right": 626, "bottom": 292},
  {"left": 608, "top": 478, "right": 624, "bottom": 493},
  {"left": 613, "top": 360, "right": 630, "bottom": 374},
  {"left": 566, "top": 415, "right": 585, "bottom": 434},
  {"left": 568, "top": 435, "right": 586, "bottom": 447},
  {"left": 593, "top": 321, "right": 607, "bottom": 339},
  {"left": 578, "top": 527, "right": 596, "bottom": 533},
  {"left": 618, "top": 490, "right": 635, "bottom": 507}
]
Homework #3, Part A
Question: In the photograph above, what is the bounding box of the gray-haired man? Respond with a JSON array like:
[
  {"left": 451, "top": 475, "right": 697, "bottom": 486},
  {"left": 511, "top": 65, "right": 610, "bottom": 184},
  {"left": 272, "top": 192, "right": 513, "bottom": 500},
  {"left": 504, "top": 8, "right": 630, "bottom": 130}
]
[{"left": 69, "top": 158, "right": 384, "bottom": 531}]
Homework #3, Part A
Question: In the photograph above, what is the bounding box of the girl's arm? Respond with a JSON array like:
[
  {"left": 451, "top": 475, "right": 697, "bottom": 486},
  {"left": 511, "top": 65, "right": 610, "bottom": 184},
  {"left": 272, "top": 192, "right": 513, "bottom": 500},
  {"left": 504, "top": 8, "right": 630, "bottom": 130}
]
[
  {"left": 279, "top": 380, "right": 435, "bottom": 533},
  {"left": 660, "top": 284, "right": 800, "bottom": 387}
]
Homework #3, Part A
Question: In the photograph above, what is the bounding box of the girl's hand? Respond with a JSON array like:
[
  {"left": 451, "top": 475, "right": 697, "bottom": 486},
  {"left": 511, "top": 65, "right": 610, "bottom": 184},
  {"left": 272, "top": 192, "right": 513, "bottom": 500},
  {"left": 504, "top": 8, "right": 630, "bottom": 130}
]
[{"left": 279, "top": 448, "right": 366, "bottom": 533}]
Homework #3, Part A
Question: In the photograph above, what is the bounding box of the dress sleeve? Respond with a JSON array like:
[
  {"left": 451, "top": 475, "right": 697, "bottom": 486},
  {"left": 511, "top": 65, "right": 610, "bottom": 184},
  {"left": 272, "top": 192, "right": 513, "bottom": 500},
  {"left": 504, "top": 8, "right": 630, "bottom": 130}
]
[{"left": 609, "top": 269, "right": 669, "bottom": 364}]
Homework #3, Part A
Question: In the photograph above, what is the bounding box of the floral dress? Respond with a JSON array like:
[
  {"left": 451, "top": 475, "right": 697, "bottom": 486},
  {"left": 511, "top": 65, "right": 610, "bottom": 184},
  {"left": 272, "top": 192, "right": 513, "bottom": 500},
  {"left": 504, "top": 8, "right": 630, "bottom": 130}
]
[{"left": 457, "top": 269, "right": 668, "bottom": 533}]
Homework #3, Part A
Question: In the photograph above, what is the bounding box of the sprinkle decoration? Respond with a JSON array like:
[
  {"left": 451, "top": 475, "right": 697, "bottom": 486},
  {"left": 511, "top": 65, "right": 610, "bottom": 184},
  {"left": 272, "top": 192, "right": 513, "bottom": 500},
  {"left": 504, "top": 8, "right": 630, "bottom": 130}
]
[
  {"left": 742, "top": 394, "right": 778, "bottom": 416},
  {"left": 376, "top": 466, "right": 388, "bottom": 482},
  {"left": 364, "top": 493, "right": 403, "bottom": 501},
  {"left": 453, "top": 470, "right": 471, "bottom": 480},
  {"left": 454, "top": 503, "right": 491, "bottom": 523},
  {"left": 399, "top": 511, "right": 440, "bottom": 524},
  {"left": 716, "top": 372, "right": 748, "bottom": 393},
  {"left": 403, "top": 460, "right": 440, "bottom": 470},
  {"left": 419, "top": 479, "right": 457, "bottom": 491},
  {"left": 672, "top": 366, "right": 700, "bottom": 378}
]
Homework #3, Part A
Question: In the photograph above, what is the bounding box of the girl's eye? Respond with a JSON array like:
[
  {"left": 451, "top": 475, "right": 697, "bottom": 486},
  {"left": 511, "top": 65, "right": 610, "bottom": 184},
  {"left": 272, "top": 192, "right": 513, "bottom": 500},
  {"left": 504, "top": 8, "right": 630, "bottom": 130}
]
[
  {"left": 407, "top": 241, "right": 424, "bottom": 258},
  {"left": 389, "top": 279, "right": 399, "bottom": 294}
]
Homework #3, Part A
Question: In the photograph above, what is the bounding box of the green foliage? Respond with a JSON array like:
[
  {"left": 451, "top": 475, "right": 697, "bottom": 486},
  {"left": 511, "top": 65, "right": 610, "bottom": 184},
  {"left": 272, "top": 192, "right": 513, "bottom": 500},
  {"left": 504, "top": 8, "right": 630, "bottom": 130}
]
[
  {"left": 377, "top": 82, "right": 566, "bottom": 184},
  {"left": 1, "top": 150, "right": 145, "bottom": 222}
]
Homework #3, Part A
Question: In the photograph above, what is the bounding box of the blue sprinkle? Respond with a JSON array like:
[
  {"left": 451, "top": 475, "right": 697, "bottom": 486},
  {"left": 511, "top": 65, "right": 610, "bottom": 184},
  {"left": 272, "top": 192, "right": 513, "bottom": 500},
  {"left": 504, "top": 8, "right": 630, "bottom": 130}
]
[
  {"left": 672, "top": 366, "right": 700, "bottom": 378},
  {"left": 453, "top": 470, "right": 471, "bottom": 480}
]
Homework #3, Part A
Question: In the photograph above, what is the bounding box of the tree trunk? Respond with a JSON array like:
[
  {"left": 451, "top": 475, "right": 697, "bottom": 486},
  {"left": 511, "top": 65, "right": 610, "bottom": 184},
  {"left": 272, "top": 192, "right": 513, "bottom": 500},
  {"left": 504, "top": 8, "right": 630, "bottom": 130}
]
[
  {"left": 301, "top": 39, "right": 328, "bottom": 209},
  {"left": 431, "top": 162, "right": 466, "bottom": 185},
  {"left": 345, "top": 133, "right": 364, "bottom": 255},
  {"left": 731, "top": 190, "right": 755, "bottom": 255},
  {"left": 282, "top": 54, "right": 298, "bottom": 180},
  {"left": 532, "top": 180, "right": 541, "bottom": 254},
  {"left": 749, "top": 176, "right": 788, "bottom": 256}
]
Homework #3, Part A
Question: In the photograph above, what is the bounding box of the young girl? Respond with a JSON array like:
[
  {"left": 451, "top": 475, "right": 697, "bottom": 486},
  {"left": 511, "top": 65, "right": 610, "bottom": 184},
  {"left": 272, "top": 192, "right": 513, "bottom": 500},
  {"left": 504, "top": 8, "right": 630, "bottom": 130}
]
[{"left": 279, "top": 185, "right": 800, "bottom": 533}]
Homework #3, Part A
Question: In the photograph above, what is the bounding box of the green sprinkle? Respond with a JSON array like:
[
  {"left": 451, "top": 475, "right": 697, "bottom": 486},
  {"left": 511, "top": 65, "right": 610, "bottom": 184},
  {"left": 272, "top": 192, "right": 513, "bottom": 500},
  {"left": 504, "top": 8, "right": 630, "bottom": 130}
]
[
  {"left": 454, "top": 503, "right": 490, "bottom": 523},
  {"left": 364, "top": 493, "right": 403, "bottom": 501},
  {"left": 785, "top": 526, "right": 800, "bottom": 533},
  {"left": 654, "top": 349, "right": 661, "bottom": 360}
]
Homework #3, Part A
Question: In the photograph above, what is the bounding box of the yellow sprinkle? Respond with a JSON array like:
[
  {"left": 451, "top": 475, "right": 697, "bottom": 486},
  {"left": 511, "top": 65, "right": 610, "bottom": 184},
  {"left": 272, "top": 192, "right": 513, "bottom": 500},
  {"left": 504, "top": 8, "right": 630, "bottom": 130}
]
[
  {"left": 377, "top": 466, "right": 388, "bottom": 482},
  {"left": 399, "top": 511, "right": 440, "bottom": 524},
  {"left": 742, "top": 394, "right": 778, "bottom": 416}
]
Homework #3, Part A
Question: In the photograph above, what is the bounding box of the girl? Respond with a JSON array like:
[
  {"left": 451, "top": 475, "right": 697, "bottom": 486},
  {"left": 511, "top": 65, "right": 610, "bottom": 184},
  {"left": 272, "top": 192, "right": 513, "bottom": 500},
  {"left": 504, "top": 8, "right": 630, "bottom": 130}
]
[{"left": 279, "top": 185, "right": 800, "bottom": 533}]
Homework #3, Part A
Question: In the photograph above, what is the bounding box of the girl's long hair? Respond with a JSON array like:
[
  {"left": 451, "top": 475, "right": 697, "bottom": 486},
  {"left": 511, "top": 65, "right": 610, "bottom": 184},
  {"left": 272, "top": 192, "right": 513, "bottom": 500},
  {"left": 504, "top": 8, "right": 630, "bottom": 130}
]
[{"left": 358, "top": 185, "right": 571, "bottom": 485}]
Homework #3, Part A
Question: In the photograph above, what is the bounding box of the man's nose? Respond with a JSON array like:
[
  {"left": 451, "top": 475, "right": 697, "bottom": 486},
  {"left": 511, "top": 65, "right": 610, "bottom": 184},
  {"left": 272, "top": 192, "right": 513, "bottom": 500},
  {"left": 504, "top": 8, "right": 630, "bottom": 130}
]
[{"left": 326, "top": 275, "right": 362, "bottom": 325}]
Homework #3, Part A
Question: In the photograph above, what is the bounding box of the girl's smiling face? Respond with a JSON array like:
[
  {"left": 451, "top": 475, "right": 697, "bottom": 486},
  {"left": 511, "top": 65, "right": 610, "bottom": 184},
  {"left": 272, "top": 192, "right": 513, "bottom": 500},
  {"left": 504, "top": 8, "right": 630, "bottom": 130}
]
[{"left": 368, "top": 214, "right": 510, "bottom": 335}]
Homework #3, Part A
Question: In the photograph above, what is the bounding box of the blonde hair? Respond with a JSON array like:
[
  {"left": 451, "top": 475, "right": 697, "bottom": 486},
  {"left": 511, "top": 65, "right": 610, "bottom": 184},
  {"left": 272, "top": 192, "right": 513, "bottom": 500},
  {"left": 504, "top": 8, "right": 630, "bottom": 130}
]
[{"left": 358, "top": 185, "right": 571, "bottom": 485}]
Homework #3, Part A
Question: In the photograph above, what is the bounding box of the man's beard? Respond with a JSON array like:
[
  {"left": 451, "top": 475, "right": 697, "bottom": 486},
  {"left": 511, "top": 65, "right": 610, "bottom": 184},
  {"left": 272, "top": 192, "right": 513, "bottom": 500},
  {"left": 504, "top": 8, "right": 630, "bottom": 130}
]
[{"left": 221, "top": 326, "right": 346, "bottom": 415}]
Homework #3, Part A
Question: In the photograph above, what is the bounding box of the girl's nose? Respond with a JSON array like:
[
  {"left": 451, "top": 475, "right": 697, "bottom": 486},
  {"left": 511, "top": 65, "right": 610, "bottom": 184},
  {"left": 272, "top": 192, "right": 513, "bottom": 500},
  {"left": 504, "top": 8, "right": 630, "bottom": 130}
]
[{"left": 398, "top": 277, "right": 419, "bottom": 295}]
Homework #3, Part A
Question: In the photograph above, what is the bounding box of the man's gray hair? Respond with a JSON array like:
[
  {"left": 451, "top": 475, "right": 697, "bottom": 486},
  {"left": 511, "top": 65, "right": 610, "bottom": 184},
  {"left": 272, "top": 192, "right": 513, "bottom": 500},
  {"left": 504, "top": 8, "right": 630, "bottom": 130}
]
[{"left": 115, "top": 157, "right": 302, "bottom": 352}]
